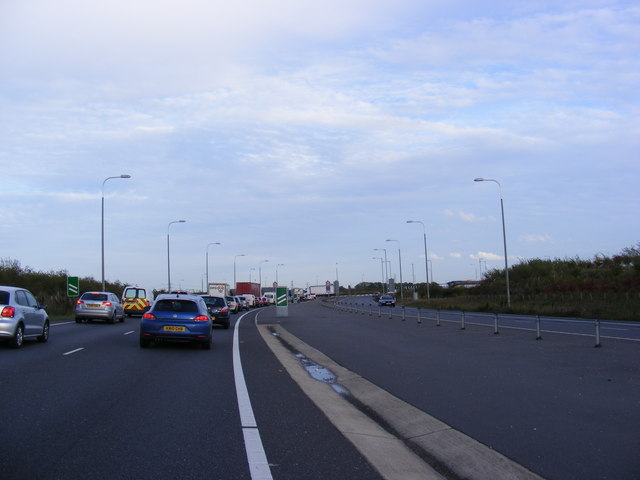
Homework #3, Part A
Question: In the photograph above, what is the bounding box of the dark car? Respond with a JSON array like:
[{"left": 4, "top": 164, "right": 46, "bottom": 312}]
[
  {"left": 201, "top": 295, "right": 230, "bottom": 329},
  {"left": 378, "top": 294, "right": 396, "bottom": 307},
  {"left": 140, "top": 293, "right": 212, "bottom": 349}
]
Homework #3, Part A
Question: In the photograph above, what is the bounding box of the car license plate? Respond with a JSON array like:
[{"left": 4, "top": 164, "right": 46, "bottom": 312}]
[
  {"left": 163, "top": 326, "right": 186, "bottom": 332},
  {"left": 88, "top": 304, "right": 100, "bottom": 308}
]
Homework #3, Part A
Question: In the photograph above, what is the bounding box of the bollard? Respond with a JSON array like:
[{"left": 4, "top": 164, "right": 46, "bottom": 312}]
[
  {"left": 461, "top": 311, "right": 466, "bottom": 330},
  {"left": 493, "top": 313, "right": 499, "bottom": 335},
  {"left": 378, "top": 306, "right": 381, "bottom": 318},
  {"left": 417, "top": 307, "right": 422, "bottom": 324},
  {"left": 389, "top": 307, "right": 393, "bottom": 320},
  {"left": 536, "top": 315, "right": 542, "bottom": 340},
  {"left": 401, "top": 306, "right": 406, "bottom": 321},
  {"left": 436, "top": 309, "right": 441, "bottom": 327},
  {"left": 361, "top": 303, "right": 366, "bottom": 315},
  {"left": 369, "top": 304, "right": 373, "bottom": 316},
  {"left": 595, "top": 318, "right": 602, "bottom": 348}
]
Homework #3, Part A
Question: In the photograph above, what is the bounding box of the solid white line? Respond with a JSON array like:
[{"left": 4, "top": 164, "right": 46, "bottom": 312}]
[
  {"left": 233, "top": 311, "right": 273, "bottom": 480},
  {"left": 63, "top": 347, "right": 84, "bottom": 356},
  {"left": 124, "top": 331, "right": 135, "bottom": 335}
]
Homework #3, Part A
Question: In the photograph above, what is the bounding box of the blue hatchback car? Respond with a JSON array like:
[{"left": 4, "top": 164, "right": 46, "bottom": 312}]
[{"left": 139, "top": 293, "right": 212, "bottom": 349}]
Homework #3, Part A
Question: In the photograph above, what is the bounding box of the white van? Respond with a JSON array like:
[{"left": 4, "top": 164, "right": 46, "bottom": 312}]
[
  {"left": 122, "top": 286, "right": 155, "bottom": 316},
  {"left": 242, "top": 294, "right": 256, "bottom": 307},
  {"left": 263, "top": 292, "right": 275, "bottom": 304}
]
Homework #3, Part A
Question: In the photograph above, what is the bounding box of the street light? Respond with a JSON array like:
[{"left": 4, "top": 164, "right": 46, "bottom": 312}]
[
  {"left": 259, "top": 259, "right": 269, "bottom": 293},
  {"left": 386, "top": 239, "right": 403, "bottom": 300},
  {"left": 373, "top": 248, "right": 388, "bottom": 293},
  {"left": 234, "top": 254, "right": 246, "bottom": 293},
  {"left": 249, "top": 267, "right": 256, "bottom": 283},
  {"left": 206, "top": 242, "right": 221, "bottom": 293},
  {"left": 372, "top": 257, "right": 385, "bottom": 292},
  {"left": 101, "top": 174, "right": 131, "bottom": 291},
  {"left": 167, "top": 220, "right": 186, "bottom": 292},
  {"left": 406, "top": 220, "right": 430, "bottom": 302},
  {"left": 275, "top": 264, "right": 284, "bottom": 285},
  {"left": 474, "top": 177, "right": 511, "bottom": 306}
]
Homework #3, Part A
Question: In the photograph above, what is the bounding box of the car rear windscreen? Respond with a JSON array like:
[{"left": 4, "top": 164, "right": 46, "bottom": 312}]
[
  {"left": 0, "top": 291, "right": 9, "bottom": 304},
  {"left": 82, "top": 293, "right": 108, "bottom": 301},
  {"left": 154, "top": 300, "right": 198, "bottom": 313}
]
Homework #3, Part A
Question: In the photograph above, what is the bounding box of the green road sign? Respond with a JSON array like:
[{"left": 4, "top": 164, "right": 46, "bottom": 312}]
[
  {"left": 276, "top": 286, "right": 288, "bottom": 307},
  {"left": 67, "top": 276, "right": 79, "bottom": 297}
]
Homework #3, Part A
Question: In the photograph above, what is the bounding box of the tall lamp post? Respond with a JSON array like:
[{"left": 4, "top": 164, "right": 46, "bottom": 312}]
[
  {"left": 258, "top": 259, "right": 269, "bottom": 294},
  {"left": 386, "top": 239, "right": 403, "bottom": 300},
  {"left": 372, "top": 257, "right": 385, "bottom": 293},
  {"left": 234, "top": 254, "right": 246, "bottom": 293},
  {"left": 474, "top": 177, "right": 511, "bottom": 307},
  {"left": 275, "top": 264, "right": 284, "bottom": 285},
  {"left": 249, "top": 267, "right": 256, "bottom": 283},
  {"left": 373, "top": 248, "right": 388, "bottom": 293},
  {"left": 167, "top": 220, "right": 186, "bottom": 292},
  {"left": 205, "top": 242, "right": 221, "bottom": 293},
  {"left": 406, "top": 220, "right": 430, "bottom": 302},
  {"left": 101, "top": 174, "right": 131, "bottom": 291}
]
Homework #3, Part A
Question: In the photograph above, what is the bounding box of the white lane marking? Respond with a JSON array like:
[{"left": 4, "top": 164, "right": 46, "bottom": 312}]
[
  {"left": 233, "top": 311, "right": 273, "bottom": 480},
  {"left": 124, "top": 331, "right": 135, "bottom": 335},
  {"left": 63, "top": 348, "right": 84, "bottom": 356},
  {"left": 52, "top": 321, "right": 75, "bottom": 326}
]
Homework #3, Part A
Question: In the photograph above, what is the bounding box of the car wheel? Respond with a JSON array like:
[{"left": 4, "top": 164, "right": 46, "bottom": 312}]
[
  {"left": 37, "top": 320, "right": 49, "bottom": 342},
  {"left": 119, "top": 311, "right": 125, "bottom": 322},
  {"left": 108, "top": 312, "right": 116, "bottom": 324},
  {"left": 75, "top": 318, "right": 81, "bottom": 323},
  {"left": 140, "top": 338, "right": 151, "bottom": 348},
  {"left": 11, "top": 324, "right": 24, "bottom": 349}
]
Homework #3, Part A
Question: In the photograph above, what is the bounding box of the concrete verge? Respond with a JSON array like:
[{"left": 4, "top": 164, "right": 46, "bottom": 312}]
[{"left": 257, "top": 323, "right": 544, "bottom": 480}]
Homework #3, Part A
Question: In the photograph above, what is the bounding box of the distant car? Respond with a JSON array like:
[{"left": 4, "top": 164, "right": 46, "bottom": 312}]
[
  {"left": 236, "top": 296, "right": 249, "bottom": 310},
  {"left": 372, "top": 292, "right": 381, "bottom": 301},
  {"left": 140, "top": 293, "right": 212, "bottom": 349},
  {"left": 201, "top": 295, "right": 230, "bottom": 329},
  {"left": 0, "top": 286, "right": 49, "bottom": 348},
  {"left": 378, "top": 295, "right": 396, "bottom": 307},
  {"left": 75, "top": 291, "right": 125, "bottom": 323},
  {"left": 226, "top": 296, "right": 239, "bottom": 313}
]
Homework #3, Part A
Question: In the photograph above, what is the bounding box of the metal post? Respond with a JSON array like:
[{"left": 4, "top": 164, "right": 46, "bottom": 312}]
[
  {"left": 378, "top": 306, "right": 381, "bottom": 317},
  {"left": 369, "top": 304, "right": 373, "bottom": 316},
  {"left": 461, "top": 311, "right": 466, "bottom": 330},
  {"left": 494, "top": 313, "right": 499, "bottom": 335},
  {"left": 536, "top": 315, "right": 542, "bottom": 340},
  {"left": 436, "top": 309, "right": 441, "bottom": 327},
  {"left": 402, "top": 306, "right": 406, "bottom": 321},
  {"left": 417, "top": 307, "right": 421, "bottom": 324},
  {"left": 595, "top": 318, "right": 602, "bottom": 348}
]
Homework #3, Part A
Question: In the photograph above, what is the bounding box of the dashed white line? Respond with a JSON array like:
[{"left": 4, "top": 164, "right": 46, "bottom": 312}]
[
  {"left": 63, "top": 347, "right": 84, "bottom": 356},
  {"left": 233, "top": 311, "right": 273, "bottom": 480},
  {"left": 124, "top": 330, "right": 135, "bottom": 335}
]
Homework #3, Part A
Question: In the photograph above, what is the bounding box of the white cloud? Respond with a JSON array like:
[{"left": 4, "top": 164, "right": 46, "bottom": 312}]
[
  {"left": 470, "top": 252, "right": 503, "bottom": 261},
  {"left": 520, "top": 234, "right": 552, "bottom": 243}
]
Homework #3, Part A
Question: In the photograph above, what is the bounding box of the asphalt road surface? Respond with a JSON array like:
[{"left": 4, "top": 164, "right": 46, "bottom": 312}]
[{"left": 1, "top": 300, "right": 638, "bottom": 479}]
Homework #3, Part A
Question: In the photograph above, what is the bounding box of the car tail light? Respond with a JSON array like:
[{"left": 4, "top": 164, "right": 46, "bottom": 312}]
[
  {"left": 142, "top": 312, "right": 156, "bottom": 320},
  {"left": 103, "top": 302, "right": 112, "bottom": 306},
  {"left": 1, "top": 306, "right": 15, "bottom": 317},
  {"left": 193, "top": 315, "right": 209, "bottom": 322},
  {"left": 76, "top": 300, "right": 83, "bottom": 305},
  {"left": 220, "top": 307, "right": 228, "bottom": 313}
]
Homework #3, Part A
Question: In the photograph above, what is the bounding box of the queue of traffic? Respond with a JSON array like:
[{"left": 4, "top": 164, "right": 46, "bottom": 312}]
[{"left": 0, "top": 283, "right": 277, "bottom": 349}]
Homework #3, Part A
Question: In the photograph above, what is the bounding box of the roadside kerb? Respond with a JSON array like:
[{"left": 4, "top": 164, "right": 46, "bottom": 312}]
[{"left": 257, "top": 321, "right": 543, "bottom": 480}]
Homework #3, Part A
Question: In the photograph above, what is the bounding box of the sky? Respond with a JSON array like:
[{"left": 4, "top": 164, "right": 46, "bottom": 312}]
[{"left": 1, "top": 0, "right": 638, "bottom": 293}]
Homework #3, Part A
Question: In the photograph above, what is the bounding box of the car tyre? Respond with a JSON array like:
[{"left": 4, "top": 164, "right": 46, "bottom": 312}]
[
  {"left": 108, "top": 312, "right": 116, "bottom": 324},
  {"left": 11, "top": 324, "right": 24, "bottom": 349},
  {"left": 37, "top": 320, "right": 49, "bottom": 342}
]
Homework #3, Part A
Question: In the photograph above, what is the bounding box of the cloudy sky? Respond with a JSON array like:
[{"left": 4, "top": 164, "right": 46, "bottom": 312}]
[{"left": 1, "top": 0, "right": 638, "bottom": 292}]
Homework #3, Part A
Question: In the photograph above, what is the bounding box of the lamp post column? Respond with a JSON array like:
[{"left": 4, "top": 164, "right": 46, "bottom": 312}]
[
  {"left": 167, "top": 220, "right": 186, "bottom": 292},
  {"left": 101, "top": 174, "right": 131, "bottom": 291}
]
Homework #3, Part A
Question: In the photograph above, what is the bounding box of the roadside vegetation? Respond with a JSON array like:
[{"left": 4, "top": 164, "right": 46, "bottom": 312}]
[
  {"left": 346, "top": 244, "right": 640, "bottom": 321},
  {"left": 3, "top": 244, "right": 639, "bottom": 321},
  {"left": 0, "top": 259, "right": 126, "bottom": 319}
]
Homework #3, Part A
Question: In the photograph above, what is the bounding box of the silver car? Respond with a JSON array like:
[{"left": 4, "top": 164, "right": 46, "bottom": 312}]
[
  {"left": 75, "top": 291, "right": 125, "bottom": 323},
  {"left": 0, "top": 286, "right": 50, "bottom": 348}
]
